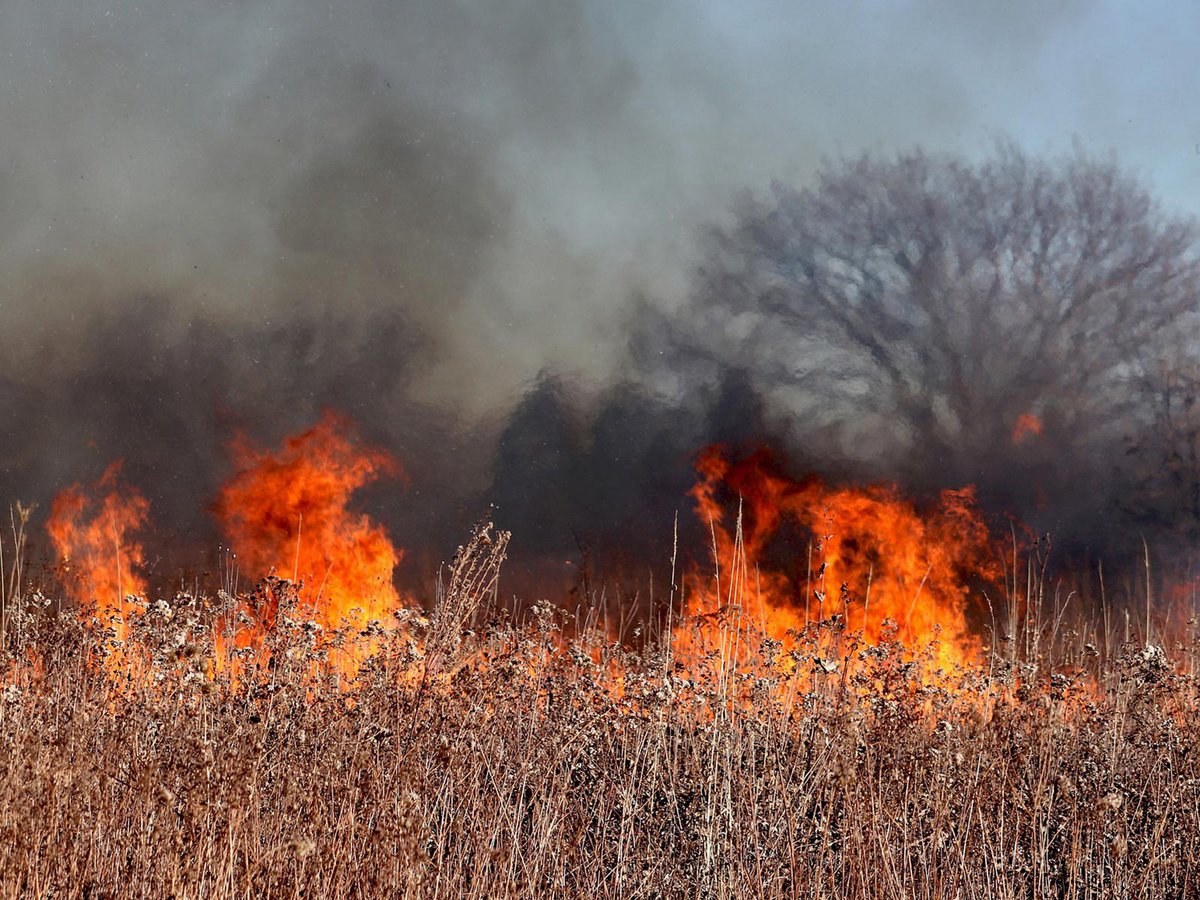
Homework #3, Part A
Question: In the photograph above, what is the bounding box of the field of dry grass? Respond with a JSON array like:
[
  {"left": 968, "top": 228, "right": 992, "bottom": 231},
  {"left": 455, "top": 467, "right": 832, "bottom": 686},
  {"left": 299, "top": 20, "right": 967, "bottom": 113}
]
[{"left": 1, "top": 529, "right": 1199, "bottom": 899}]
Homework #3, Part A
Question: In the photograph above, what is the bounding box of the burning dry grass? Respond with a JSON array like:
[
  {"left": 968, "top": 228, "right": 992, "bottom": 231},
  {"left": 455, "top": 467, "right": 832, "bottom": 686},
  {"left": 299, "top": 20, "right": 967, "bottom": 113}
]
[
  {"left": 1, "top": 530, "right": 1199, "bottom": 899},
  {"left": 4, "top": 421, "right": 1200, "bottom": 897}
]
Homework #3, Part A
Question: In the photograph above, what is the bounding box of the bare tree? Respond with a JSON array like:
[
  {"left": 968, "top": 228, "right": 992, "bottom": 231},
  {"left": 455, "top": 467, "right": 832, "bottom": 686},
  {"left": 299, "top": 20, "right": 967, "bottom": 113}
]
[
  {"left": 1122, "top": 336, "right": 1200, "bottom": 539},
  {"left": 672, "top": 144, "right": 1200, "bottom": 522}
]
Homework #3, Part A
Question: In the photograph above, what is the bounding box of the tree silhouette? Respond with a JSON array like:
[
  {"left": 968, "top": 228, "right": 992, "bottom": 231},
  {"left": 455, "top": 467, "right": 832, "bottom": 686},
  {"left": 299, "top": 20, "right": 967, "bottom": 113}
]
[{"left": 668, "top": 143, "right": 1200, "bottom": 537}]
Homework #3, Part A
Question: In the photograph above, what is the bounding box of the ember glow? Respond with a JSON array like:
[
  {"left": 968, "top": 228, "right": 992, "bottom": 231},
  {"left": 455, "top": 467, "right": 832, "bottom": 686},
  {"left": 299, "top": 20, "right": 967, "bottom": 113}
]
[{"left": 1011, "top": 413, "right": 1044, "bottom": 445}]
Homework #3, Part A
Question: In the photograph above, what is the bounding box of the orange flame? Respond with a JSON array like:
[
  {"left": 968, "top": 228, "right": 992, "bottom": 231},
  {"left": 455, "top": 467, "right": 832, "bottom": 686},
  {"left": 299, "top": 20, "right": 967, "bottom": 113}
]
[
  {"left": 38, "top": 423, "right": 1015, "bottom": 704},
  {"left": 47, "top": 463, "right": 149, "bottom": 640},
  {"left": 1012, "top": 412, "right": 1043, "bottom": 445},
  {"left": 679, "top": 448, "right": 999, "bottom": 676},
  {"left": 214, "top": 412, "right": 404, "bottom": 636}
]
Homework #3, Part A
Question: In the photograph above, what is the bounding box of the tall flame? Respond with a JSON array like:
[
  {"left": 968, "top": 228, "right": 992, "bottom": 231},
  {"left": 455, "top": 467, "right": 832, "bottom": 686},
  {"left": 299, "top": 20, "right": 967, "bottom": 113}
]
[
  {"left": 680, "top": 448, "right": 999, "bottom": 675},
  {"left": 214, "top": 412, "right": 404, "bottom": 633},
  {"left": 47, "top": 463, "right": 149, "bottom": 644}
]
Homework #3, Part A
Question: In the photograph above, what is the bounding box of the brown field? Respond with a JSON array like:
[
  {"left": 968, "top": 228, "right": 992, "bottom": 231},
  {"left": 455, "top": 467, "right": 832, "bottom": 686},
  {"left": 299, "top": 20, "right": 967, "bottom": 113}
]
[{"left": 1, "top": 524, "right": 1199, "bottom": 900}]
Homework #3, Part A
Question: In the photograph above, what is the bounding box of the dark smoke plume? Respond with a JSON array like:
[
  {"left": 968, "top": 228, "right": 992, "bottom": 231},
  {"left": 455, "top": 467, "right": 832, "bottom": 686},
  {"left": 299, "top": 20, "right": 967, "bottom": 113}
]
[{"left": 3, "top": 1, "right": 1198, "bottom": 600}]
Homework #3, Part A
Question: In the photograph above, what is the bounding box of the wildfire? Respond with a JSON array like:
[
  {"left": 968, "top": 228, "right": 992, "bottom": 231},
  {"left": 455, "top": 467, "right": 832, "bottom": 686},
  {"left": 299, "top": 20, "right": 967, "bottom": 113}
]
[
  {"left": 678, "top": 447, "right": 1000, "bottom": 677},
  {"left": 40, "top": 419, "right": 1010, "bottom": 699},
  {"left": 212, "top": 413, "right": 407, "bottom": 683},
  {"left": 47, "top": 463, "right": 149, "bottom": 642},
  {"left": 214, "top": 412, "right": 404, "bottom": 631}
]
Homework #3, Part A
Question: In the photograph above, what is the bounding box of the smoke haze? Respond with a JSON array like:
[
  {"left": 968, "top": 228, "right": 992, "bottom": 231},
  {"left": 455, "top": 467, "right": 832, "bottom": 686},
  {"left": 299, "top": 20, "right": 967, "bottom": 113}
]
[{"left": 3, "top": 1, "right": 1200, "bottom": 590}]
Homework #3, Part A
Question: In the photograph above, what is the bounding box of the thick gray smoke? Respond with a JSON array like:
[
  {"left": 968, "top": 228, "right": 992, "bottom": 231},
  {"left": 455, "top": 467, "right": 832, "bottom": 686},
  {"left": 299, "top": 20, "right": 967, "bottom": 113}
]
[{"left": 2, "top": 1, "right": 1197, "bottom": 594}]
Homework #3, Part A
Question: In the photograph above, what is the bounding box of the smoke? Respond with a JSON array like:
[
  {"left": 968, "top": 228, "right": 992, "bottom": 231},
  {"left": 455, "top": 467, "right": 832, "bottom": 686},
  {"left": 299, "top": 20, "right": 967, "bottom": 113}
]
[{"left": 2, "top": 0, "right": 1193, "bottom": 593}]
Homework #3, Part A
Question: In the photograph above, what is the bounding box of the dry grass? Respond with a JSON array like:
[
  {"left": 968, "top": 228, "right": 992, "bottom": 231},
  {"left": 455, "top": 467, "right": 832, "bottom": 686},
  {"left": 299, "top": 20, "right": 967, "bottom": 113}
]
[{"left": 1, "top": 531, "right": 1199, "bottom": 899}]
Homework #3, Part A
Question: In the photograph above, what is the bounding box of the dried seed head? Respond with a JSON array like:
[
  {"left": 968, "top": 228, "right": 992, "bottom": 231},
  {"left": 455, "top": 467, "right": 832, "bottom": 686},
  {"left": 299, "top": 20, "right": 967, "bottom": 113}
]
[
  {"left": 286, "top": 837, "right": 317, "bottom": 859},
  {"left": 1111, "top": 834, "right": 1128, "bottom": 859}
]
